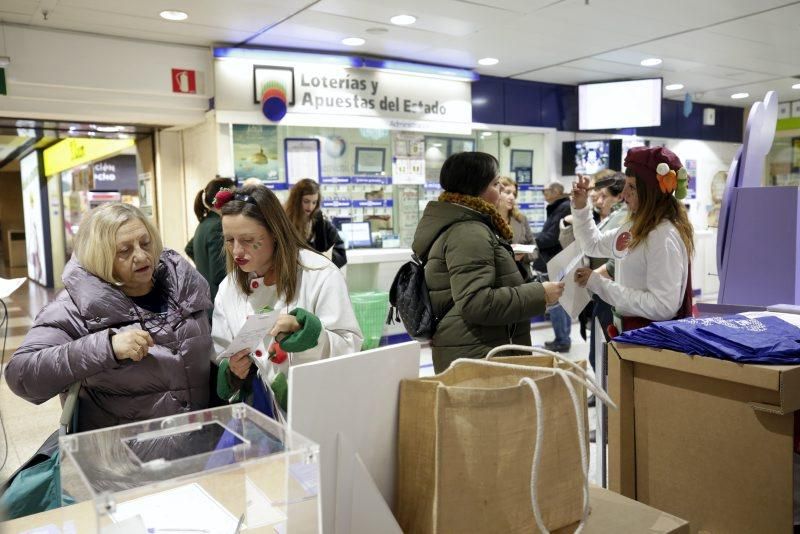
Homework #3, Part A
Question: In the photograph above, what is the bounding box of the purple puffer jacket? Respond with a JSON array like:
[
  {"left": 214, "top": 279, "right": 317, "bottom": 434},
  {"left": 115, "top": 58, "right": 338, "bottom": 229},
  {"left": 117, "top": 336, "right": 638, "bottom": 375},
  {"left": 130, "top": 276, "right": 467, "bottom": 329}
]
[{"left": 6, "top": 249, "right": 213, "bottom": 431}]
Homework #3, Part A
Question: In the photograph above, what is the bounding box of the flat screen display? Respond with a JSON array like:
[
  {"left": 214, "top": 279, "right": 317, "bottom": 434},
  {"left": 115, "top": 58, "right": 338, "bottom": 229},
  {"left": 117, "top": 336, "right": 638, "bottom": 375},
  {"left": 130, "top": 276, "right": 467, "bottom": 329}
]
[
  {"left": 561, "top": 139, "right": 622, "bottom": 176},
  {"left": 578, "top": 78, "right": 662, "bottom": 130}
]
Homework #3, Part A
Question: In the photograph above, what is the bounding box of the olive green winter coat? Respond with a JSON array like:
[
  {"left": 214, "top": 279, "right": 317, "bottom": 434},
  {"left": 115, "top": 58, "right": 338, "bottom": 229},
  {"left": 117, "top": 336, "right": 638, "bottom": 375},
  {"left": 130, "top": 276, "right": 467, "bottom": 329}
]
[{"left": 412, "top": 201, "right": 547, "bottom": 372}]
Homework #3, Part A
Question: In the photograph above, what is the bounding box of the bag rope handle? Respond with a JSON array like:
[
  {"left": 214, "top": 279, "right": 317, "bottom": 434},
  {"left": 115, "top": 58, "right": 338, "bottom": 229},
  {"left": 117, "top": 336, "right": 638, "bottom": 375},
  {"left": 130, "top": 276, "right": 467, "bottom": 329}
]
[{"left": 485, "top": 344, "right": 616, "bottom": 409}]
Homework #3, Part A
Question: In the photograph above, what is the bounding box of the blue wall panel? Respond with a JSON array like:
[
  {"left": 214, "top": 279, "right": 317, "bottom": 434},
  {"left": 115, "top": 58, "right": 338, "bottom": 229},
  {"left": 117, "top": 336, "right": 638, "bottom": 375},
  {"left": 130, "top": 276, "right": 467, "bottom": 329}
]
[{"left": 473, "top": 75, "right": 744, "bottom": 143}]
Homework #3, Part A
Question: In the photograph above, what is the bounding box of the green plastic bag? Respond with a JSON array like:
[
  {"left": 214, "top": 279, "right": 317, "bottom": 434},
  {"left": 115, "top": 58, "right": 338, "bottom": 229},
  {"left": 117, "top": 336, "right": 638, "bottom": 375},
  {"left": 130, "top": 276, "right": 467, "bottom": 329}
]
[{"left": 350, "top": 291, "right": 389, "bottom": 350}]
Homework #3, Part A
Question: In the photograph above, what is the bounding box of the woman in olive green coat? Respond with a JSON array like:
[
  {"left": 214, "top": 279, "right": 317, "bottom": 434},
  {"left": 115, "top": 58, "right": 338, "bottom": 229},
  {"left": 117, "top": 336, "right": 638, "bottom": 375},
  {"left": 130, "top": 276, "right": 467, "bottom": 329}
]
[
  {"left": 412, "top": 152, "right": 564, "bottom": 372},
  {"left": 185, "top": 177, "right": 235, "bottom": 304}
]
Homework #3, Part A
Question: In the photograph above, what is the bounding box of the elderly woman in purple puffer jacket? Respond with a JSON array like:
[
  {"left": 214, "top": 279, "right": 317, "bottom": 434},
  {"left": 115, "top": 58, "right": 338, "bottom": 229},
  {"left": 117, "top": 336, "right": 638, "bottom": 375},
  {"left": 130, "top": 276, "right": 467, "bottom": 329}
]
[{"left": 6, "top": 203, "right": 213, "bottom": 431}]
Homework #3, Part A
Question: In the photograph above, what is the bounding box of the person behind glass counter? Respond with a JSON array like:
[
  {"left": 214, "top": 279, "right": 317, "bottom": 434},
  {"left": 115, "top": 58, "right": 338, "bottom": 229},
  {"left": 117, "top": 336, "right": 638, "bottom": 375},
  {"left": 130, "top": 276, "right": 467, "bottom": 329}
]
[
  {"left": 6, "top": 203, "right": 213, "bottom": 431},
  {"left": 572, "top": 146, "right": 694, "bottom": 331},
  {"left": 412, "top": 152, "right": 564, "bottom": 373},
  {"left": 212, "top": 185, "right": 362, "bottom": 413},
  {"left": 497, "top": 176, "right": 536, "bottom": 280},
  {"left": 285, "top": 178, "right": 347, "bottom": 268},
  {"left": 185, "top": 176, "right": 236, "bottom": 304}
]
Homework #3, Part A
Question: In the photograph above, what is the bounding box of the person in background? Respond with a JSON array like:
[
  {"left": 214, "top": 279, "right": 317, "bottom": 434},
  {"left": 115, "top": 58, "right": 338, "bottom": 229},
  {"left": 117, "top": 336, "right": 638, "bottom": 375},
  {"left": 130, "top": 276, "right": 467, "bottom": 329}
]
[
  {"left": 212, "top": 185, "right": 362, "bottom": 415},
  {"left": 6, "top": 203, "right": 213, "bottom": 431},
  {"left": 185, "top": 176, "right": 236, "bottom": 304},
  {"left": 412, "top": 152, "right": 564, "bottom": 373},
  {"left": 285, "top": 178, "right": 347, "bottom": 268},
  {"left": 572, "top": 146, "right": 694, "bottom": 331},
  {"left": 185, "top": 176, "right": 236, "bottom": 407},
  {"left": 497, "top": 176, "right": 536, "bottom": 280},
  {"left": 534, "top": 182, "right": 573, "bottom": 353}
]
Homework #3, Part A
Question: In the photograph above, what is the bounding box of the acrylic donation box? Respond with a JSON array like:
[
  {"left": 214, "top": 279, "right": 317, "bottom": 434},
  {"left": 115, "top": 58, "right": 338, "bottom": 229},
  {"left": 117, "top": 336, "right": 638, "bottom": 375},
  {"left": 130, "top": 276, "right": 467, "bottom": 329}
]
[{"left": 58, "top": 404, "right": 320, "bottom": 533}]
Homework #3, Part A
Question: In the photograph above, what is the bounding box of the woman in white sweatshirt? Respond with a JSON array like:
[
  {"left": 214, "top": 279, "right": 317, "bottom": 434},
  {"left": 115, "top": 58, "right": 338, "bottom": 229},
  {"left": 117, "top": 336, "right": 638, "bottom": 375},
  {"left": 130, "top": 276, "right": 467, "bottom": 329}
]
[
  {"left": 211, "top": 185, "right": 362, "bottom": 414},
  {"left": 571, "top": 146, "right": 694, "bottom": 332}
]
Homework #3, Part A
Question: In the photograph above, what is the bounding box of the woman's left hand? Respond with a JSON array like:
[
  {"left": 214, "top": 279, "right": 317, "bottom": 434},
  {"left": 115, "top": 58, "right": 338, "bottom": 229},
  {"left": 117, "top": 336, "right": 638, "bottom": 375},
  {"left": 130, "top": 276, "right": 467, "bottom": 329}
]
[
  {"left": 574, "top": 267, "right": 593, "bottom": 288},
  {"left": 270, "top": 314, "right": 301, "bottom": 341}
]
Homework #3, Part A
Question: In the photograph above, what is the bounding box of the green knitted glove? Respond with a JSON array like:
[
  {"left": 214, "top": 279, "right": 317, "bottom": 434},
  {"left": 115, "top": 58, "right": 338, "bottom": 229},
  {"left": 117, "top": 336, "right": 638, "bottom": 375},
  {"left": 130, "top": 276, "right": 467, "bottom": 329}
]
[
  {"left": 279, "top": 308, "right": 322, "bottom": 353},
  {"left": 271, "top": 372, "right": 289, "bottom": 412},
  {"left": 216, "top": 359, "right": 241, "bottom": 402}
]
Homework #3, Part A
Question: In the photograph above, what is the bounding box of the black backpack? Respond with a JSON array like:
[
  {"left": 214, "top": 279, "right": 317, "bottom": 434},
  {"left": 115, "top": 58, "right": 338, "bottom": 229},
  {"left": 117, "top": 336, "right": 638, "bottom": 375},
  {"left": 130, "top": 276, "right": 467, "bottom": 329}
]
[{"left": 388, "top": 228, "right": 455, "bottom": 341}]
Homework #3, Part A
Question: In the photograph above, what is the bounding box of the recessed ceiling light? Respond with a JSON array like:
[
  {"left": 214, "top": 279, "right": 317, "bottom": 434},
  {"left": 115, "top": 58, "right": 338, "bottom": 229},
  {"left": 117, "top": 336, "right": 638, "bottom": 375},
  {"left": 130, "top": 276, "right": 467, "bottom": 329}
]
[
  {"left": 478, "top": 57, "right": 499, "bottom": 66},
  {"left": 640, "top": 58, "right": 662, "bottom": 67},
  {"left": 159, "top": 10, "right": 188, "bottom": 21},
  {"left": 665, "top": 83, "right": 684, "bottom": 91},
  {"left": 731, "top": 92, "right": 749, "bottom": 99},
  {"left": 793, "top": 83, "right": 800, "bottom": 90},
  {"left": 341, "top": 37, "right": 365, "bottom": 46},
  {"left": 390, "top": 14, "right": 416, "bottom": 26}
]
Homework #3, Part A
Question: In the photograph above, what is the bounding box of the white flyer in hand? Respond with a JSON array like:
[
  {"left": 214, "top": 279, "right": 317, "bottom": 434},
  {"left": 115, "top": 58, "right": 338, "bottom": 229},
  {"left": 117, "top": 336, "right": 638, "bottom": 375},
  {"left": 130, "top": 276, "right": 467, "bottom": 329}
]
[
  {"left": 546, "top": 242, "right": 592, "bottom": 321},
  {"left": 217, "top": 311, "right": 278, "bottom": 359}
]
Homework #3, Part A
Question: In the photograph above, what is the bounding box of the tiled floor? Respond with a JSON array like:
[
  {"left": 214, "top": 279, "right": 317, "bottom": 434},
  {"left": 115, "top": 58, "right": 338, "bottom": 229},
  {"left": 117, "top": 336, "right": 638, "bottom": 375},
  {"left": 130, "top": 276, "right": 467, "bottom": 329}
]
[{"left": 0, "top": 277, "right": 599, "bottom": 485}]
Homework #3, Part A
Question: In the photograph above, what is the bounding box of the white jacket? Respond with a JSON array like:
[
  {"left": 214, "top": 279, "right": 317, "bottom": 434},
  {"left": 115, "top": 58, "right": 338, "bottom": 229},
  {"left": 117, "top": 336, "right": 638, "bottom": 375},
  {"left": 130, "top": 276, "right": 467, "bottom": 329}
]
[
  {"left": 212, "top": 249, "right": 363, "bottom": 384},
  {"left": 571, "top": 205, "right": 689, "bottom": 321}
]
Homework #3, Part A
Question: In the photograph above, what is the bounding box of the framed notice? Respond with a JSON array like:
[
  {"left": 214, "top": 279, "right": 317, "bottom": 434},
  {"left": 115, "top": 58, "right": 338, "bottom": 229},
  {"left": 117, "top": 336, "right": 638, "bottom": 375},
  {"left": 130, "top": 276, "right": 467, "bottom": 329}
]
[
  {"left": 511, "top": 149, "right": 534, "bottom": 184},
  {"left": 355, "top": 147, "right": 386, "bottom": 175},
  {"left": 284, "top": 138, "right": 321, "bottom": 184}
]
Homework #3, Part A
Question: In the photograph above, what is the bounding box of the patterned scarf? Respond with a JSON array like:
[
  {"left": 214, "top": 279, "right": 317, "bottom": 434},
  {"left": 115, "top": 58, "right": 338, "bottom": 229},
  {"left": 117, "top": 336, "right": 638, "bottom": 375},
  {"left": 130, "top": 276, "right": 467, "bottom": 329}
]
[{"left": 439, "top": 191, "right": 513, "bottom": 241}]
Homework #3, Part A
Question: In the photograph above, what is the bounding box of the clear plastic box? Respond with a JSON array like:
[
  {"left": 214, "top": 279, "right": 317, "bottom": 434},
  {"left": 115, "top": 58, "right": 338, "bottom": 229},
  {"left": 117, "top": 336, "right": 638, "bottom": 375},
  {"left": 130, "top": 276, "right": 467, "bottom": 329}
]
[{"left": 59, "top": 403, "right": 320, "bottom": 533}]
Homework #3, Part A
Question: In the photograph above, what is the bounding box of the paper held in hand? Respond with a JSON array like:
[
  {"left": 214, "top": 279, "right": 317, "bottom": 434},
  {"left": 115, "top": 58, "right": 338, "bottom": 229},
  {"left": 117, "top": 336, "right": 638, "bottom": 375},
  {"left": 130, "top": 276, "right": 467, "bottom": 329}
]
[
  {"left": 217, "top": 311, "right": 279, "bottom": 359},
  {"left": 546, "top": 242, "right": 592, "bottom": 320},
  {"left": 511, "top": 243, "right": 537, "bottom": 255}
]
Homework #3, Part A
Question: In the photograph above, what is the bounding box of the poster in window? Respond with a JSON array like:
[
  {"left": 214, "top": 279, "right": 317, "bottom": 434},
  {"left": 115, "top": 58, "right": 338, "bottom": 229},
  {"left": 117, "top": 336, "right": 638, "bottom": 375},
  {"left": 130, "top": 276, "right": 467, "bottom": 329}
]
[
  {"left": 355, "top": 147, "right": 386, "bottom": 175},
  {"left": 232, "top": 124, "right": 281, "bottom": 183},
  {"left": 284, "top": 138, "right": 321, "bottom": 184}
]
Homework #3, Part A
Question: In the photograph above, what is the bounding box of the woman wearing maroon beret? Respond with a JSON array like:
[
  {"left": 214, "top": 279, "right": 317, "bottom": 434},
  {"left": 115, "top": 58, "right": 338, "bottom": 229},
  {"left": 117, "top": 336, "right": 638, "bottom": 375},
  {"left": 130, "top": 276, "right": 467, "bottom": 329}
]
[{"left": 570, "top": 146, "right": 694, "bottom": 332}]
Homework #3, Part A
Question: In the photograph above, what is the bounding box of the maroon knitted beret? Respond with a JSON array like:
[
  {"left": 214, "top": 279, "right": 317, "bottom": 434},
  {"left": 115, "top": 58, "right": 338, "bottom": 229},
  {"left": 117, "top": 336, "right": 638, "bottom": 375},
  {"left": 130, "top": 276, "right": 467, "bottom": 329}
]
[{"left": 623, "top": 146, "right": 683, "bottom": 188}]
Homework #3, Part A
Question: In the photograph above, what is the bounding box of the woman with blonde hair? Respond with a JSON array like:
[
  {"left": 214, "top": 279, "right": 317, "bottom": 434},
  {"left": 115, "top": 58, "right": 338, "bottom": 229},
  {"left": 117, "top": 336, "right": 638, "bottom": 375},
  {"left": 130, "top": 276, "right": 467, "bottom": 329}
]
[
  {"left": 285, "top": 178, "right": 346, "bottom": 268},
  {"left": 496, "top": 176, "right": 536, "bottom": 279},
  {"left": 212, "top": 185, "right": 362, "bottom": 414},
  {"left": 7, "top": 203, "right": 213, "bottom": 431},
  {"left": 572, "top": 146, "right": 694, "bottom": 331}
]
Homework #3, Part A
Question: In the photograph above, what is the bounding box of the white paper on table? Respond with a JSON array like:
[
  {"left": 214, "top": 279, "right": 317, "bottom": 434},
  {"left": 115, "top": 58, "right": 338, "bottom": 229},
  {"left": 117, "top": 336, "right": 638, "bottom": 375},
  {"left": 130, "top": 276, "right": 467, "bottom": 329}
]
[
  {"left": 111, "top": 482, "right": 240, "bottom": 533},
  {"left": 546, "top": 242, "right": 592, "bottom": 321},
  {"left": 0, "top": 277, "right": 25, "bottom": 300},
  {"left": 217, "top": 311, "right": 278, "bottom": 360},
  {"left": 511, "top": 244, "right": 536, "bottom": 254}
]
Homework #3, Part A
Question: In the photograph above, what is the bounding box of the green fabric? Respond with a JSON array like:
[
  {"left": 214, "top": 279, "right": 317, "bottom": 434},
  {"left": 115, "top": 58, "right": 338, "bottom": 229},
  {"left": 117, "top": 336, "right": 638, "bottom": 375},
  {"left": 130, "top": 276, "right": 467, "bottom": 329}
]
[
  {"left": 188, "top": 212, "right": 227, "bottom": 303},
  {"left": 411, "top": 201, "right": 546, "bottom": 372},
  {"left": 0, "top": 448, "right": 75, "bottom": 520},
  {"left": 270, "top": 372, "right": 289, "bottom": 412},
  {"left": 216, "top": 358, "right": 241, "bottom": 402},
  {"left": 280, "top": 308, "right": 322, "bottom": 352}
]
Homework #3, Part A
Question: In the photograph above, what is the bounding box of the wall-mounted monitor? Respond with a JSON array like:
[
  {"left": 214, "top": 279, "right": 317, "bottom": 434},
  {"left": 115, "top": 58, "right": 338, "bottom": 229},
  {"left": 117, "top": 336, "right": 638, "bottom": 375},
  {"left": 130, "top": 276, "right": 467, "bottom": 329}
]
[
  {"left": 578, "top": 78, "right": 662, "bottom": 130},
  {"left": 561, "top": 139, "right": 623, "bottom": 176}
]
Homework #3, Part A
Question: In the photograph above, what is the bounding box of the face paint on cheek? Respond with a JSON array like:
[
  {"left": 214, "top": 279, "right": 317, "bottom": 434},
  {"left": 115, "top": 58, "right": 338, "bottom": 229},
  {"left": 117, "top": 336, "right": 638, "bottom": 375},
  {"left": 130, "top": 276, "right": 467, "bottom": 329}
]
[{"left": 252, "top": 240, "right": 262, "bottom": 251}]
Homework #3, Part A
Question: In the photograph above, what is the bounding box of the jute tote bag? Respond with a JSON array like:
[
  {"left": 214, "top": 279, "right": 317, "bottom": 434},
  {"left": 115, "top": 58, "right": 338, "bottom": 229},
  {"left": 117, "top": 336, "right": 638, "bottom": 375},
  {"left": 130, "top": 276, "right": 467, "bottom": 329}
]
[{"left": 396, "top": 345, "right": 613, "bottom": 534}]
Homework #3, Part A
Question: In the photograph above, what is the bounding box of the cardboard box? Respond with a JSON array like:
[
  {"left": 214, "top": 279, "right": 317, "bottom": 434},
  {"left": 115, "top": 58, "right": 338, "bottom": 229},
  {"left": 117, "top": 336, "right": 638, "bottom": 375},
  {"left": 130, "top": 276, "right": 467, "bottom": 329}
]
[
  {"left": 554, "top": 486, "right": 689, "bottom": 533},
  {"left": 608, "top": 341, "right": 800, "bottom": 533}
]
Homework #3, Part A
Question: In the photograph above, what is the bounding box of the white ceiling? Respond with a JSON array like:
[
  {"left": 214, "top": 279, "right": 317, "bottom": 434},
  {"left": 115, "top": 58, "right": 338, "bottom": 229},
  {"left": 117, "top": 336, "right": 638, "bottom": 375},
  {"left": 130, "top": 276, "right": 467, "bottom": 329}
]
[{"left": 3, "top": 0, "right": 800, "bottom": 108}]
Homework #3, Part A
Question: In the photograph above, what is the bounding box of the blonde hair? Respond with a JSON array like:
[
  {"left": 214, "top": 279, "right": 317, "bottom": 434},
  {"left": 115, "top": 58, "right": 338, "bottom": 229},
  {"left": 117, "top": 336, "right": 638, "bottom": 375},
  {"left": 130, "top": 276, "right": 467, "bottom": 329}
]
[
  {"left": 498, "top": 176, "right": 524, "bottom": 223},
  {"left": 74, "top": 203, "right": 163, "bottom": 284}
]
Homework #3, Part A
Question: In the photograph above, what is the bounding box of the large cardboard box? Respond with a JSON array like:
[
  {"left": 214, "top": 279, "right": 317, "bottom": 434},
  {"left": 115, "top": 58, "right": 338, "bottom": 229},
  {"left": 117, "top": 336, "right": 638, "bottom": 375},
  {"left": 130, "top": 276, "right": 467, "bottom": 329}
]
[{"left": 608, "top": 341, "right": 800, "bottom": 533}]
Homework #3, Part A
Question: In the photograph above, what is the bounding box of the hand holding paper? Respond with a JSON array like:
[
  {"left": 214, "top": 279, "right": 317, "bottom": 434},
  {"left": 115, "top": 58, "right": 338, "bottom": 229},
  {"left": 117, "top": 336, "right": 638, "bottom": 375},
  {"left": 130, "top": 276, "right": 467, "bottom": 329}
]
[
  {"left": 546, "top": 242, "right": 592, "bottom": 320},
  {"left": 217, "top": 311, "right": 279, "bottom": 360}
]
